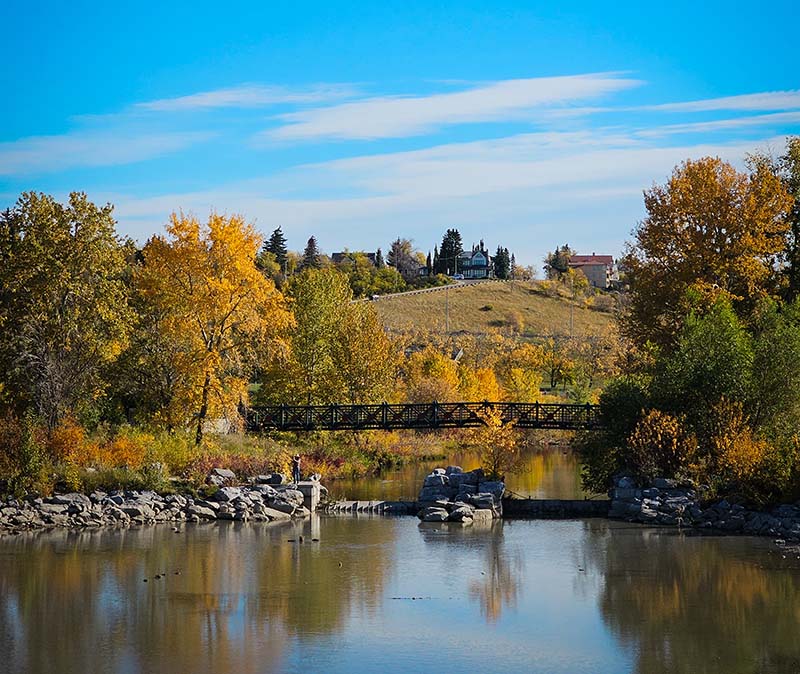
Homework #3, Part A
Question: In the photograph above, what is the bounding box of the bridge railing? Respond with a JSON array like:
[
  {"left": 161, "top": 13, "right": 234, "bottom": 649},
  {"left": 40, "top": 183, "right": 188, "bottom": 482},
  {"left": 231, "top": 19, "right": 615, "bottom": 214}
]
[{"left": 244, "top": 401, "right": 602, "bottom": 432}]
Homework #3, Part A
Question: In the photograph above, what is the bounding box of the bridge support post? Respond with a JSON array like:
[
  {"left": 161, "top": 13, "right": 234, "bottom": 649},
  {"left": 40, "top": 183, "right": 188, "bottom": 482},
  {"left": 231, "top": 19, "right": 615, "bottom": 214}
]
[
  {"left": 432, "top": 400, "right": 438, "bottom": 428},
  {"left": 381, "top": 402, "right": 389, "bottom": 430}
]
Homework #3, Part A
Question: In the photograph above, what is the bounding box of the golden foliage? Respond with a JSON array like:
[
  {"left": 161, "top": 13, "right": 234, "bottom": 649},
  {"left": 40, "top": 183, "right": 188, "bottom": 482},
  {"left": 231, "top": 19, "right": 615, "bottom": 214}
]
[
  {"left": 470, "top": 406, "right": 520, "bottom": 481},
  {"left": 136, "top": 212, "right": 293, "bottom": 441},
  {"left": 628, "top": 409, "right": 698, "bottom": 481},
  {"left": 622, "top": 156, "right": 793, "bottom": 347}
]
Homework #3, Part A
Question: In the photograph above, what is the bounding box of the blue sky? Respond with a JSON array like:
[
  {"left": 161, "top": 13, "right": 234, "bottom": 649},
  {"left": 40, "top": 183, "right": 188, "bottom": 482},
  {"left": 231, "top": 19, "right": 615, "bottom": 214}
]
[{"left": 2, "top": 0, "right": 799, "bottom": 268}]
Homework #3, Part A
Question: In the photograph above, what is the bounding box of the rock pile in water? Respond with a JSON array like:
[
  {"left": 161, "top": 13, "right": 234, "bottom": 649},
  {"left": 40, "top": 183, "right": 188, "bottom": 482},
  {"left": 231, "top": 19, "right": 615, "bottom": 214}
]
[
  {"left": 609, "top": 475, "right": 800, "bottom": 540},
  {"left": 0, "top": 469, "right": 315, "bottom": 536},
  {"left": 416, "top": 466, "right": 504, "bottom": 524}
]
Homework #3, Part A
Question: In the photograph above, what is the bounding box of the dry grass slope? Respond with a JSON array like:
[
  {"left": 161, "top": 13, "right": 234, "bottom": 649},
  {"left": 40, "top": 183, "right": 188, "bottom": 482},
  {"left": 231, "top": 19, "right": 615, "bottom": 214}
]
[{"left": 374, "top": 280, "right": 615, "bottom": 337}]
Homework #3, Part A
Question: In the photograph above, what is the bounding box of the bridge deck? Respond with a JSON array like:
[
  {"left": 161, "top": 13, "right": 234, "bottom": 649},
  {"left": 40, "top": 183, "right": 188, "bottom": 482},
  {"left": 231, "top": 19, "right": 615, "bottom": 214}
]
[{"left": 245, "top": 401, "right": 601, "bottom": 432}]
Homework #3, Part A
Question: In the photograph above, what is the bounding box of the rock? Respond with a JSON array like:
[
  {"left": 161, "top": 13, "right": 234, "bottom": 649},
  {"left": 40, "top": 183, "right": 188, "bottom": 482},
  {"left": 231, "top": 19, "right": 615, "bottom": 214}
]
[
  {"left": 423, "top": 474, "right": 449, "bottom": 488},
  {"left": 458, "top": 484, "right": 478, "bottom": 498},
  {"left": 419, "top": 507, "right": 449, "bottom": 522},
  {"left": 196, "top": 500, "right": 220, "bottom": 512},
  {"left": 467, "top": 493, "right": 496, "bottom": 510},
  {"left": 448, "top": 505, "right": 475, "bottom": 522},
  {"left": 49, "top": 493, "right": 91, "bottom": 507},
  {"left": 445, "top": 466, "right": 463, "bottom": 475},
  {"left": 471, "top": 509, "right": 494, "bottom": 523},
  {"left": 37, "top": 503, "right": 68, "bottom": 515},
  {"left": 121, "top": 504, "right": 155, "bottom": 519},
  {"left": 268, "top": 500, "right": 296, "bottom": 515},
  {"left": 210, "top": 487, "right": 242, "bottom": 503},
  {"left": 478, "top": 481, "right": 505, "bottom": 502},
  {"left": 276, "top": 489, "right": 304, "bottom": 507},
  {"left": 262, "top": 507, "right": 292, "bottom": 521},
  {"left": 207, "top": 468, "right": 236, "bottom": 486},
  {"left": 616, "top": 476, "right": 636, "bottom": 489},
  {"left": 255, "top": 473, "right": 284, "bottom": 485},
  {"left": 432, "top": 468, "right": 446, "bottom": 476},
  {"left": 417, "top": 486, "right": 450, "bottom": 502},
  {"left": 186, "top": 505, "right": 217, "bottom": 520}
]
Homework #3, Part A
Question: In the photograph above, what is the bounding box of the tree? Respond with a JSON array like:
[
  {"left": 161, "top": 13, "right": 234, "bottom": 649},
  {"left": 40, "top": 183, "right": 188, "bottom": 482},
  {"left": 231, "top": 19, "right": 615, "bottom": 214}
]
[
  {"left": 621, "top": 157, "right": 792, "bottom": 348},
  {"left": 426, "top": 251, "right": 433, "bottom": 275},
  {"left": 302, "top": 236, "right": 322, "bottom": 269},
  {"left": 437, "top": 228, "right": 463, "bottom": 275},
  {"left": 543, "top": 244, "right": 573, "bottom": 280},
  {"left": 387, "top": 238, "right": 419, "bottom": 282},
  {"left": 375, "top": 248, "right": 385, "bottom": 268},
  {"left": 136, "top": 212, "right": 292, "bottom": 444},
  {"left": 264, "top": 226, "right": 288, "bottom": 269},
  {"left": 0, "top": 192, "right": 132, "bottom": 428},
  {"left": 493, "top": 246, "right": 511, "bottom": 279},
  {"left": 332, "top": 301, "right": 397, "bottom": 404}
]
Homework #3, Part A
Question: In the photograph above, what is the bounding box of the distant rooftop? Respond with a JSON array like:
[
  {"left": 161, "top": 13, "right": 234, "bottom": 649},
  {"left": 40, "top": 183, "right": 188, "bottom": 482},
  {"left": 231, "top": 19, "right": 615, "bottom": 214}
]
[{"left": 569, "top": 254, "right": 613, "bottom": 265}]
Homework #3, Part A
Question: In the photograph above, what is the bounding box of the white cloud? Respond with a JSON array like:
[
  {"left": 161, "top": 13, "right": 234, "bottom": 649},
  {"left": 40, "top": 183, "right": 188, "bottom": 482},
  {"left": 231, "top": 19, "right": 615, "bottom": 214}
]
[
  {"left": 0, "top": 130, "right": 213, "bottom": 176},
  {"left": 263, "top": 74, "right": 642, "bottom": 141},
  {"left": 136, "top": 83, "right": 360, "bottom": 112},
  {"left": 644, "top": 90, "right": 800, "bottom": 113},
  {"left": 637, "top": 111, "right": 800, "bottom": 137},
  {"left": 110, "top": 131, "right": 788, "bottom": 265}
]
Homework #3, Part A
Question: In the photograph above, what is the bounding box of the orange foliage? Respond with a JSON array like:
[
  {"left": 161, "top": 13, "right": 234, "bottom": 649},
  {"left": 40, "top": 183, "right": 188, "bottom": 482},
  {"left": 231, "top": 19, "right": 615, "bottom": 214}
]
[{"left": 627, "top": 409, "right": 698, "bottom": 481}]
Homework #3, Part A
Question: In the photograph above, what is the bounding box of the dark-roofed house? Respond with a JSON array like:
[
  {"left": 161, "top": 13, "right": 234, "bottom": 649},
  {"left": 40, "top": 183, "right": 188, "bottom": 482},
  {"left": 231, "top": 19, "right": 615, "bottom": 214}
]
[{"left": 568, "top": 253, "right": 616, "bottom": 289}]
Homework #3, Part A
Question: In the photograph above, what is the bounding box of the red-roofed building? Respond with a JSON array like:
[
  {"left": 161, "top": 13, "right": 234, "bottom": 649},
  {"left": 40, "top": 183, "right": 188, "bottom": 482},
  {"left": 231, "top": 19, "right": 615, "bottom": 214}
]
[{"left": 568, "top": 253, "right": 616, "bottom": 289}]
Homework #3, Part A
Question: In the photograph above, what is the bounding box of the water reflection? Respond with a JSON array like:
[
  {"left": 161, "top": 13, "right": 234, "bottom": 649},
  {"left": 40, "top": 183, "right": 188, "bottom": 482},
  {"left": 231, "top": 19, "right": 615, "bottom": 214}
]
[
  {"left": 3, "top": 516, "right": 800, "bottom": 673},
  {"left": 417, "top": 520, "right": 522, "bottom": 622},
  {"left": 583, "top": 522, "right": 800, "bottom": 674},
  {"left": 330, "top": 446, "right": 588, "bottom": 501},
  {"left": 0, "top": 517, "right": 396, "bottom": 674}
]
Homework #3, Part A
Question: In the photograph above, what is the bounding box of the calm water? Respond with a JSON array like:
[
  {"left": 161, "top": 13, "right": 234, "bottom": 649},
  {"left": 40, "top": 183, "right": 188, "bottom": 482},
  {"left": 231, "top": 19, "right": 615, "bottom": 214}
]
[
  {"left": 329, "top": 447, "right": 590, "bottom": 501},
  {"left": 2, "top": 516, "right": 800, "bottom": 674}
]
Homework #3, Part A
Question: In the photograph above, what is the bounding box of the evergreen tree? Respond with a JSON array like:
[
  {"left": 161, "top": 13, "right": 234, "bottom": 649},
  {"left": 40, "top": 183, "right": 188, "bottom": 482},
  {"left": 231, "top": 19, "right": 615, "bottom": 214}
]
[
  {"left": 493, "top": 246, "right": 511, "bottom": 279},
  {"left": 302, "top": 236, "right": 322, "bottom": 269},
  {"left": 375, "top": 248, "right": 385, "bottom": 268},
  {"left": 543, "top": 244, "right": 573, "bottom": 279},
  {"left": 264, "top": 226, "right": 288, "bottom": 268},
  {"left": 437, "top": 228, "right": 463, "bottom": 275},
  {"left": 433, "top": 245, "right": 440, "bottom": 272},
  {"left": 426, "top": 251, "right": 433, "bottom": 275}
]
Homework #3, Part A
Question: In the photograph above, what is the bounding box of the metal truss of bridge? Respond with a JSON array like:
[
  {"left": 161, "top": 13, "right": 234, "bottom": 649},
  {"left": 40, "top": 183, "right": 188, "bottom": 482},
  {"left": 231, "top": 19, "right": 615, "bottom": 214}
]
[{"left": 244, "top": 401, "right": 602, "bottom": 433}]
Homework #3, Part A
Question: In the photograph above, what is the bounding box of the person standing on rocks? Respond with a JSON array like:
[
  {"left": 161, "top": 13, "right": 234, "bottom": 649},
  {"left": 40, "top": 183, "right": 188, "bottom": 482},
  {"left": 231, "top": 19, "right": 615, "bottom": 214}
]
[{"left": 292, "top": 454, "right": 302, "bottom": 484}]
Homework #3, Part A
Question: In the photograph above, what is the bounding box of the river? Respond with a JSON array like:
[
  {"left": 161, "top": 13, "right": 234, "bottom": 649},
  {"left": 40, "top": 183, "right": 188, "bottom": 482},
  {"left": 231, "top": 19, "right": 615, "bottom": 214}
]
[{"left": 2, "top": 450, "right": 799, "bottom": 674}]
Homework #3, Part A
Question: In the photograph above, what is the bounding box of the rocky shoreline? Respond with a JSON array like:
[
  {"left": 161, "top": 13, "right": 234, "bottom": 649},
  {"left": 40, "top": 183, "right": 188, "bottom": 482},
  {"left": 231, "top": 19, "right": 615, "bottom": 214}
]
[
  {"left": 0, "top": 469, "right": 318, "bottom": 536},
  {"left": 415, "top": 466, "right": 505, "bottom": 524},
  {"left": 609, "top": 476, "right": 800, "bottom": 542}
]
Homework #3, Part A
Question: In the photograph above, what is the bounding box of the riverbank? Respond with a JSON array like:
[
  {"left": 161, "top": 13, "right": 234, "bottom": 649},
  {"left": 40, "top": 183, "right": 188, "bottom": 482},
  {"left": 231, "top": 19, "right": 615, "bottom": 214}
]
[{"left": 0, "top": 475, "right": 317, "bottom": 536}]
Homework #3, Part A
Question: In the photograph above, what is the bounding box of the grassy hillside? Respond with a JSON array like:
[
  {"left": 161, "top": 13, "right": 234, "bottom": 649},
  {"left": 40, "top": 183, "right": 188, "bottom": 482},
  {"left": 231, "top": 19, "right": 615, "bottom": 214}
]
[{"left": 374, "top": 280, "right": 616, "bottom": 338}]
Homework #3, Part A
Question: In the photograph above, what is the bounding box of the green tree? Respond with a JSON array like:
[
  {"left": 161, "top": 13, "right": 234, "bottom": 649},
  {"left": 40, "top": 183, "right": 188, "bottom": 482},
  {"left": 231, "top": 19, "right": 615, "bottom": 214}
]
[
  {"left": 437, "top": 228, "right": 463, "bottom": 275},
  {"left": 387, "top": 238, "right": 418, "bottom": 282},
  {"left": 375, "top": 248, "right": 385, "bottom": 268},
  {"left": 543, "top": 244, "right": 573, "bottom": 280},
  {"left": 0, "top": 192, "right": 132, "bottom": 428},
  {"left": 493, "top": 246, "right": 511, "bottom": 279},
  {"left": 264, "top": 226, "right": 288, "bottom": 269},
  {"left": 302, "top": 236, "right": 322, "bottom": 269}
]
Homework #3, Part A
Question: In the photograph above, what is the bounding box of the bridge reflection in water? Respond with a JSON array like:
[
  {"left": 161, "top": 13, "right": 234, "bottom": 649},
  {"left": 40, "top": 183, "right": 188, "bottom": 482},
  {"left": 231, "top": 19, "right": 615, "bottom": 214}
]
[{"left": 244, "top": 401, "right": 602, "bottom": 433}]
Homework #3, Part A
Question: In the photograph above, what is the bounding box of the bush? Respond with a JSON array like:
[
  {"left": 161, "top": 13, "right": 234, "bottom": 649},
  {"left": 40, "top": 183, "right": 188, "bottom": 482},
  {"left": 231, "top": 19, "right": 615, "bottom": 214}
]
[
  {"left": 627, "top": 409, "right": 698, "bottom": 483},
  {"left": 0, "top": 411, "right": 49, "bottom": 494},
  {"left": 479, "top": 304, "right": 493, "bottom": 311}
]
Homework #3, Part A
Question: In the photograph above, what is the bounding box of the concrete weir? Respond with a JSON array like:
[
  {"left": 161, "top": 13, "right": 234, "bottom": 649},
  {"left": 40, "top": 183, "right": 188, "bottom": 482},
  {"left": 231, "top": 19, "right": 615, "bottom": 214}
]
[
  {"left": 324, "top": 498, "right": 612, "bottom": 519},
  {"left": 502, "top": 498, "right": 611, "bottom": 519}
]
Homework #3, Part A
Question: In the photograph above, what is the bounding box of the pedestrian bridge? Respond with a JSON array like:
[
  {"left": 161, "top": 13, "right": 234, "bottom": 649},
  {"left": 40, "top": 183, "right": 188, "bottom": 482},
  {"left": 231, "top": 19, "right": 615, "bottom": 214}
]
[{"left": 244, "top": 401, "right": 602, "bottom": 433}]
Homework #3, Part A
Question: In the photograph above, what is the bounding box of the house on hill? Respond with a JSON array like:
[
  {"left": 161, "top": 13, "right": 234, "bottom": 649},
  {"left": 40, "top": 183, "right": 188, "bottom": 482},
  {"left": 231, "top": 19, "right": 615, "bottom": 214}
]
[
  {"left": 458, "top": 241, "right": 492, "bottom": 279},
  {"left": 568, "top": 254, "right": 616, "bottom": 289}
]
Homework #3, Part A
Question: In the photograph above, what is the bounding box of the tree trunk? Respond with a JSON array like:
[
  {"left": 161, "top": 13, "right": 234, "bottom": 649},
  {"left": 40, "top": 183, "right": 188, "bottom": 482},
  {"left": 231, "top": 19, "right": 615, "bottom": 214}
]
[{"left": 195, "top": 370, "right": 211, "bottom": 446}]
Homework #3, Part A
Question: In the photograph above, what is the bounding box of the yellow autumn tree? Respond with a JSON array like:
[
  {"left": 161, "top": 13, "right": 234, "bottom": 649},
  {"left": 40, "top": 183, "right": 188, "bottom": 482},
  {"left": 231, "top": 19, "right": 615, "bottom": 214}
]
[
  {"left": 622, "top": 157, "right": 792, "bottom": 347},
  {"left": 404, "top": 345, "right": 460, "bottom": 402},
  {"left": 136, "top": 212, "right": 293, "bottom": 443}
]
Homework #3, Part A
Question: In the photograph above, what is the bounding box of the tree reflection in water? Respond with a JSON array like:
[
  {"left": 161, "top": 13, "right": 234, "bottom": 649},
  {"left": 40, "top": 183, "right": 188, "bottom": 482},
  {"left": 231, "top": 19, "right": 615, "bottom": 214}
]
[
  {"left": 583, "top": 521, "right": 800, "bottom": 674},
  {"left": 0, "top": 517, "right": 396, "bottom": 674},
  {"left": 417, "top": 519, "right": 523, "bottom": 622}
]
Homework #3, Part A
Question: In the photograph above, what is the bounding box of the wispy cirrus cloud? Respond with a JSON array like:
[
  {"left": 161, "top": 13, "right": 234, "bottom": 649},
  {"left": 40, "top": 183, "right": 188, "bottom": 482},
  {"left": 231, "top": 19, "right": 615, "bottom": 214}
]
[
  {"left": 262, "top": 73, "right": 643, "bottom": 141},
  {"left": 0, "top": 130, "right": 214, "bottom": 176},
  {"left": 136, "top": 83, "right": 361, "bottom": 112},
  {"left": 638, "top": 110, "right": 800, "bottom": 137},
  {"left": 644, "top": 89, "right": 800, "bottom": 113}
]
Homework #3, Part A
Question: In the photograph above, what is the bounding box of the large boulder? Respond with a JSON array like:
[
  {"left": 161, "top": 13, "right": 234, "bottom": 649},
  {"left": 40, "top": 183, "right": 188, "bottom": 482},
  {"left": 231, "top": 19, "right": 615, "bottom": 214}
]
[
  {"left": 448, "top": 505, "right": 475, "bottom": 522},
  {"left": 207, "top": 468, "right": 236, "bottom": 487},
  {"left": 49, "top": 493, "right": 91, "bottom": 507},
  {"left": 276, "top": 489, "right": 304, "bottom": 507},
  {"left": 418, "top": 486, "right": 450, "bottom": 502},
  {"left": 423, "top": 474, "right": 449, "bottom": 488},
  {"left": 477, "top": 481, "right": 505, "bottom": 502},
  {"left": 210, "top": 487, "right": 242, "bottom": 503},
  {"left": 419, "top": 507, "right": 449, "bottom": 522}
]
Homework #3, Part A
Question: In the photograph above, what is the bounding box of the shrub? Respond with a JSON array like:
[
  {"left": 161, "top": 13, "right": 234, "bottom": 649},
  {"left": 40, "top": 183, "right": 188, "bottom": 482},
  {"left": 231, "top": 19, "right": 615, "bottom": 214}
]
[
  {"left": 627, "top": 409, "right": 698, "bottom": 483},
  {"left": 479, "top": 304, "right": 493, "bottom": 311}
]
